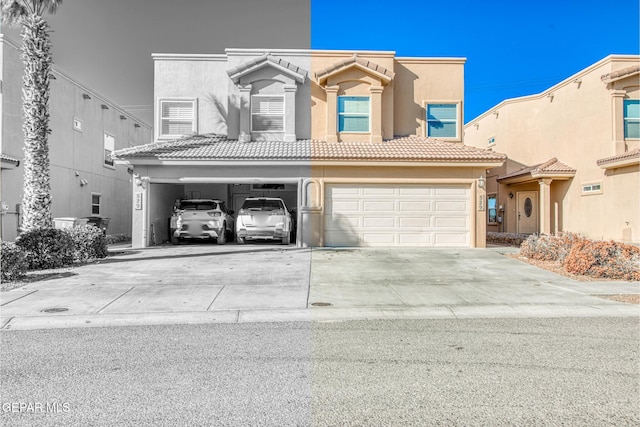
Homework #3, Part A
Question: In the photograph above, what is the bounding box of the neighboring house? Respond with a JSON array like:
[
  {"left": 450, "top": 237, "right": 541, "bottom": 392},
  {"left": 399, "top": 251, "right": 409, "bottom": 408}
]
[
  {"left": 0, "top": 35, "right": 152, "bottom": 241},
  {"left": 464, "top": 55, "right": 639, "bottom": 244},
  {"left": 114, "top": 48, "right": 505, "bottom": 249}
]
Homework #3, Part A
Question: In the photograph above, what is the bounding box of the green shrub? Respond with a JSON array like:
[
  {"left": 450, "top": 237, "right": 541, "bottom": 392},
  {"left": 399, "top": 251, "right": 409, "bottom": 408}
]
[
  {"left": 563, "top": 239, "right": 640, "bottom": 281},
  {"left": 15, "top": 228, "right": 75, "bottom": 270},
  {"left": 64, "top": 225, "right": 108, "bottom": 263},
  {"left": 1, "top": 241, "right": 28, "bottom": 281}
]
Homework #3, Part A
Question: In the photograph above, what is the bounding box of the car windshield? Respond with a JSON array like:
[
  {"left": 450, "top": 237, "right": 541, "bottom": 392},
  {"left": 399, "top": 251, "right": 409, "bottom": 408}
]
[
  {"left": 241, "top": 199, "right": 284, "bottom": 211},
  {"left": 180, "top": 202, "right": 218, "bottom": 211}
]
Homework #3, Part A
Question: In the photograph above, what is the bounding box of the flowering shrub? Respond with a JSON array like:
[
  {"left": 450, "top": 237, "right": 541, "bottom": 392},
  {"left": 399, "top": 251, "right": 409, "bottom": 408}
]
[
  {"left": 1, "top": 241, "right": 28, "bottom": 281},
  {"left": 64, "top": 225, "right": 108, "bottom": 263},
  {"left": 519, "top": 232, "right": 582, "bottom": 262},
  {"left": 520, "top": 233, "right": 640, "bottom": 281},
  {"left": 563, "top": 239, "right": 640, "bottom": 281},
  {"left": 15, "top": 228, "right": 75, "bottom": 270}
]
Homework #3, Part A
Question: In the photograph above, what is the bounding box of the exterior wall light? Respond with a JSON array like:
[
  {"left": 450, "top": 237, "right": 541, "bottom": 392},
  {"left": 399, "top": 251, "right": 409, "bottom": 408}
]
[{"left": 478, "top": 175, "right": 485, "bottom": 189}]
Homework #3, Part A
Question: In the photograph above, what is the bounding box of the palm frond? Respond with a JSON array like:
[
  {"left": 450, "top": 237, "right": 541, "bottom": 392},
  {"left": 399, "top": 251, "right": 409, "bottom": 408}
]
[{"left": 1, "top": 1, "right": 28, "bottom": 25}]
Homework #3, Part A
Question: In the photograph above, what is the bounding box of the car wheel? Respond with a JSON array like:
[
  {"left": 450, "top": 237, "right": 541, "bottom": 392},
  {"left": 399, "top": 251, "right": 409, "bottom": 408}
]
[
  {"left": 171, "top": 236, "right": 180, "bottom": 245},
  {"left": 281, "top": 234, "right": 290, "bottom": 245},
  {"left": 217, "top": 223, "right": 227, "bottom": 245},
  {"left": 236, "top": 236, "right": 245, "bottom": 245}
]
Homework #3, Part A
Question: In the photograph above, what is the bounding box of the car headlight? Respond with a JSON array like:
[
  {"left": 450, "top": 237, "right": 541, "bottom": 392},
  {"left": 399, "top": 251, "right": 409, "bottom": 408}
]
[
  {"left": 207, "top": 212, "right": 222, "bottom": 217},
  {"left": 176, "top": 216, "right": 183, "bottom": 228}
]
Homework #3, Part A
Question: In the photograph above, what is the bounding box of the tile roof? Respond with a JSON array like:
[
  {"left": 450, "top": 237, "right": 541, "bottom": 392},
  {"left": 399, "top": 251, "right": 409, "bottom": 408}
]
[
  {"left": 601, "top": 64, "right": 640, "bottom": 84},
  {"left": 227, "top": 54, "right": 308, "bottom": 84},
  {"left": 597, "top": 149, "right": 640, "bottom": 166},
  {"left": 315, "top": 55, "right": 394, "bottom": 85},
  {"left": 498, "top": 158, "right": 576, "bottom": 181},
  {"left": 1, "top": 153, "right": 20, "bottom": 164},
  {"left": 113, "top": 134, "right": 506, "bottom": 163},
  {"left": 312, "top": 136, "right": 505, "bottom": 162}
]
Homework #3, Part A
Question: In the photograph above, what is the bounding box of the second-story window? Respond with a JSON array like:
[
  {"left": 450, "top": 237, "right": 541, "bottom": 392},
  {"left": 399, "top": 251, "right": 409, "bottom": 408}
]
[
  {"left": 103, "top": 133, "right": 115, "bottom": 167},
  {"left": 159, "top": 99, "right": 196, "bottom": 138},
  {"left": 624, "top": 99, "right": 639, "bottom": 139},
  {"left": 251, "top": 95, "right": 284, "bottom": 132},
  {"left": 338, "top": 96, "right": 370, "bottom": 133},
  {"left": 427, "top": 103, "right": 458, "bottom": 138}
]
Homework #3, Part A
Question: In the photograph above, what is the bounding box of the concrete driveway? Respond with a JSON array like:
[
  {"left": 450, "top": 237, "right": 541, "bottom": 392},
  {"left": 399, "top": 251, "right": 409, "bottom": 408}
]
[{"left": 1, "top": 244, "right": 638, "bottom": 330}]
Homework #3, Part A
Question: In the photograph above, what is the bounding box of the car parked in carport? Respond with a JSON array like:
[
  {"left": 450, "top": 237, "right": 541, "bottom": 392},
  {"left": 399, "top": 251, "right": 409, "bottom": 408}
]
[
  {"left": 236, "top": 197, "right": 292, "bottom": 245},
  {"left": 170, "top": 199, "right": 234, "bottom": 245}
]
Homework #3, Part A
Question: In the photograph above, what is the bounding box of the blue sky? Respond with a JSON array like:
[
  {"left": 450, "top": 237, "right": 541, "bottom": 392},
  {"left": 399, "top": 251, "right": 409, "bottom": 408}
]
[
  {"left": 1, "top": 0, "right": 638, "bottom": 125},
  {"left": 312, "top": 0, "right": 640, "bottom": 121}
]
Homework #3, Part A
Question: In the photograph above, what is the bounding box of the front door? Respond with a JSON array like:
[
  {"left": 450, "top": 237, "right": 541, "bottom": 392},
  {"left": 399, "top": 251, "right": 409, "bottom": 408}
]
[{"left": 517, "top": 191, "right": 538, "bottom": 234}]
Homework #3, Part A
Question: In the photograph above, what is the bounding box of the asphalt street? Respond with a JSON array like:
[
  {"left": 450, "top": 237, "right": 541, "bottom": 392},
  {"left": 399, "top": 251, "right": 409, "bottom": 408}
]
[{"left": 1, "top": 317, "right": 638, "bottom": 426}]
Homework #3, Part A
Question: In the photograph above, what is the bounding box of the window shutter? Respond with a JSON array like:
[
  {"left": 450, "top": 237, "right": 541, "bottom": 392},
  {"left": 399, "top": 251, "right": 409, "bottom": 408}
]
[{"left": 251, "top": 96, "right": 284, "bottom": 131}]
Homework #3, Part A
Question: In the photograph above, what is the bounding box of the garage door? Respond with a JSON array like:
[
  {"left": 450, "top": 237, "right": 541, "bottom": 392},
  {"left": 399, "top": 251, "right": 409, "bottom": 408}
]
[{"left": 324, "top": 184, "right": 470, "bottom": 247}]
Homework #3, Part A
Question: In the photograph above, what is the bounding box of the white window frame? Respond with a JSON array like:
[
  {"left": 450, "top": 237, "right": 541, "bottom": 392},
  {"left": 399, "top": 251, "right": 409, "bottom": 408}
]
[
  {"left": 623, "top": 99, "right": 639, "bottom": 140},
  {"left": 251, "top": 95, "right": 284, "bottom": 133},
  {"left": 423, "top": 100, "right": 462, "bottom": 141},
  {"left": 91, "top": 193, "right": 102, "bottom": 216},
  {"left": 73, "top": 117, "right": 83, "bottom": 132},
  {"left": 103, "top": 132, "right": 115, "bottom": 169},
  {"left": 337, "top": 96, "right": 371, "bottom": 133},
  {"left": 488, "top": 136, "right": 496, "bottom": 147},
  {"left": 158, "top": 98, "right": 197, "bottom": 140},
  {"left": 581, "top": 182, "right": 603, "bottom": 195},
  {"left": 487, "top": 193, "right": 498, "bottom": 224}
]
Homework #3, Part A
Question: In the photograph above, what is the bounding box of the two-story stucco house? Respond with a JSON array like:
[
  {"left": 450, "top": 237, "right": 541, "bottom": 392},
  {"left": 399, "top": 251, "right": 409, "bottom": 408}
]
[
  {"left": 464, "top": 55, "right": 639, "bottom": 244},
  {"left": 0, "top": 35, "right": 153, "bottom": 241},
  {"left": 114, "top": 48, "right": 505, "bottom": 248}
]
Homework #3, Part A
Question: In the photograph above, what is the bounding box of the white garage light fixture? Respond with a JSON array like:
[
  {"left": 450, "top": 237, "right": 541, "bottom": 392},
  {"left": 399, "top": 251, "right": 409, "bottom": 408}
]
[{"left": 478, "top": 175, "right": 485, "bottom": 189}]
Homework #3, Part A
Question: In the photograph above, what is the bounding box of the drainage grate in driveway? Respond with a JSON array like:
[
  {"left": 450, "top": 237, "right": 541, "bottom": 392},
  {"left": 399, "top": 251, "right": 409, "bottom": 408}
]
[
  {"left": 311, "top": 302, "right": 332, "bottom": 307},
  {"left": 41, "top": 307, "right": 69, "bottom": 313}
]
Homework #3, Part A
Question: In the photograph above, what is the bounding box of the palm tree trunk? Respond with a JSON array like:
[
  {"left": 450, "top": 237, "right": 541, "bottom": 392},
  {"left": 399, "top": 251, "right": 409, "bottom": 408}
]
[{"left": 20, "top": 13, "right": 53, "bottom": 230}]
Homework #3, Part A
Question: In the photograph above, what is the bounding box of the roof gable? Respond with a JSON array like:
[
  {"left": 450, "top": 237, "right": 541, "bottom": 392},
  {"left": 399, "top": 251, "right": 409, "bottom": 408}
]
[
  {"left": 227, "top": 54, "right": 307, "bottom": 84},
  {"left": 315, "top": 55, "right": 394, "bottom": 86}
]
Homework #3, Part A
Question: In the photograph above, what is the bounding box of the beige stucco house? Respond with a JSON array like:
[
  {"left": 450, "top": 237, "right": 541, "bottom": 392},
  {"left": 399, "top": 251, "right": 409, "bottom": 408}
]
[
  {"left": 464, "top": 55, "right": 639, "bottom": 244},
  {"left": 0, "top": 35, "right": 153, "bottom": 241},
  {"left": 114, "top": 48, "right": 505, "bottom": 248}
]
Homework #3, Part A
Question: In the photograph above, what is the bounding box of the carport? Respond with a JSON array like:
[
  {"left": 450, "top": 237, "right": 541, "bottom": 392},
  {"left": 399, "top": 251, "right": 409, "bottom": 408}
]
[
  {"left": 146, "top": 177, "right": 302, "bottom": 246},
  {"left": 112, "top": 135, "right": 313, "bottom": 249}
]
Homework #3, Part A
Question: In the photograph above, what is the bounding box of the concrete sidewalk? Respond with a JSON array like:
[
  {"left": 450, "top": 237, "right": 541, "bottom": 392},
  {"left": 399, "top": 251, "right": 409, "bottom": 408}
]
[{"left": 1, "top": 244, "right": 638, "bottom": 330}]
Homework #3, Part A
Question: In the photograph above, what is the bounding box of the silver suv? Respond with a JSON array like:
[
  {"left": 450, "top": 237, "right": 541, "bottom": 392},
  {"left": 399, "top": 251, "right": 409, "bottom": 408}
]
[
  {"left": 170, "top": 199, "right": 234, "bottom": 245},
  {"left": 235, "top": 197, "right": 292, "bottom": 245}
]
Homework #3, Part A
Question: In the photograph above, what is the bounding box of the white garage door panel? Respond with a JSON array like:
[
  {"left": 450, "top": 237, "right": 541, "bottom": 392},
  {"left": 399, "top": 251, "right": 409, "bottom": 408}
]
[
  {"left": 325, "top": 184, "right": 470, "bottom": 247},
  {"left": 363, "top": 217, "right": 396, "bottom": 228},
  {"left": 399, "top": 201, "right": 431, "bottom": 211}
]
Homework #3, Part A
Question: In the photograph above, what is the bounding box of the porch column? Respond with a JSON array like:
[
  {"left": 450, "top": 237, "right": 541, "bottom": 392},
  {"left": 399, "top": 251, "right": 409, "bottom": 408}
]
[
  {"left": 611, "top": 90, "right": 626, "bottom": 154},
  {"left": 325, "top": 85, "right": 339, "bottom": 143},
  {"left": 369, "top": 85, "right": 384, "bottom": 143},
  {"left": 538, "top": 178, "right": 553, "bottom": 235},
  {"left": 283, "top": 84, "right": 297, "bottom": 142},
  {"left": 239, "top": 84, "right": 252, "bottom": 143}
]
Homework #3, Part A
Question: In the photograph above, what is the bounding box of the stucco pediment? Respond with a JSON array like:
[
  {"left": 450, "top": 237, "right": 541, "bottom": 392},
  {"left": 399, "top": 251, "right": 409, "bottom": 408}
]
[
  {"left": 316, "top": 55, "right": 394, "bottom": 87},
  {"left": 227, "top": 55, "right": 307, "bottom": 85}
]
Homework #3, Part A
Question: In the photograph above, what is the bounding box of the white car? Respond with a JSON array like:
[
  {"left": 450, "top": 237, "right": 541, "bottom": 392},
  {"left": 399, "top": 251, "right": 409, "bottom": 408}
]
[
  {"left": 170, "top": 199, "right": 234, "bottom": 245},
  {"left": 235, "top": 197, "right": 292, "bottom": 245}
]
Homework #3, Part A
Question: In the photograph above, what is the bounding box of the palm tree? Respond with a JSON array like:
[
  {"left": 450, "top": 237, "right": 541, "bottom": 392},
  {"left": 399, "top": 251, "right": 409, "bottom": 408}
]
[{"left": 1, "top": 0, "right": 62, "bottom": 231}]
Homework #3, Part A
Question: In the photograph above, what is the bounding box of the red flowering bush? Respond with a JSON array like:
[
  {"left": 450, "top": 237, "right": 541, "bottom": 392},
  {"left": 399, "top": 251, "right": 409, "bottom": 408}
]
[
  {"left": 563, "top": 239, "right": 640, "bottom": 281},
  {"left": 520, "top": 233, "right": 640, "bottom": 281}
]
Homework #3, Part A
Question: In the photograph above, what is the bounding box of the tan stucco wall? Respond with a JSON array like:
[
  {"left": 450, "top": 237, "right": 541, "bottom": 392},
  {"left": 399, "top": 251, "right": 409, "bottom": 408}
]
[
  {"left": 465, "top": 55, "right": 640, "bottom": 243},
  {"left": 394, "top": 59, "right": 465, "bottom": 139},
  {"left": 310, "top": 53, "right": 465, "bottom": 142},
  {"left": 1, "top": 36, "right": 152, "bottom": 241}
]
